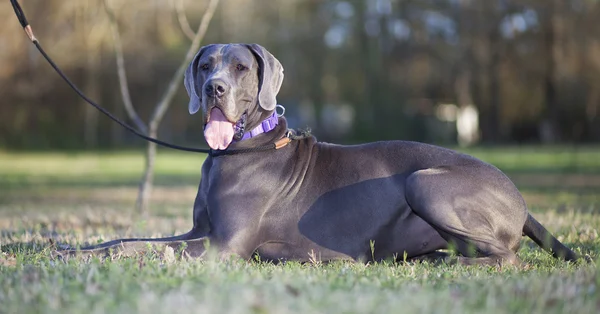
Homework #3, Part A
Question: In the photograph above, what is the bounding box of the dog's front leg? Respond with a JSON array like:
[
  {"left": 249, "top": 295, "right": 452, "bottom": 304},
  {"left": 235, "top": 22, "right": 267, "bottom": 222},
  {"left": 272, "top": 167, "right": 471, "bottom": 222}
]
[{"left": 52, "top": 231, "right": 210, "bottom": 260}]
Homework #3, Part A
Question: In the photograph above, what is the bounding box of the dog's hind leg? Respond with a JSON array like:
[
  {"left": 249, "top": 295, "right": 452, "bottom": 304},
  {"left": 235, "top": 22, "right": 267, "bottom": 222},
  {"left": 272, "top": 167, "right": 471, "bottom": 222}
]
[{"left": 404, "top": 165, "right": 527, "bottom": 266}]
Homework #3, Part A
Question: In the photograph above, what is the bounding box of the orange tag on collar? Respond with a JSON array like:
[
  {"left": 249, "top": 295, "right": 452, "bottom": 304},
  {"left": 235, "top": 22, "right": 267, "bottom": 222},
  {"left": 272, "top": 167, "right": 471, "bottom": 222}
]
[{"left": 274, "top": 137, "right": 291, "bottom": 149}]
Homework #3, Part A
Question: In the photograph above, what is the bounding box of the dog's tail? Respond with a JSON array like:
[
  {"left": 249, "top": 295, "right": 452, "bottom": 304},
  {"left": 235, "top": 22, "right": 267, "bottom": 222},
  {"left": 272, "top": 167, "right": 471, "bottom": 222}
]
[{"left": 522, "top": 213, "right": 579, "bottom": 261}]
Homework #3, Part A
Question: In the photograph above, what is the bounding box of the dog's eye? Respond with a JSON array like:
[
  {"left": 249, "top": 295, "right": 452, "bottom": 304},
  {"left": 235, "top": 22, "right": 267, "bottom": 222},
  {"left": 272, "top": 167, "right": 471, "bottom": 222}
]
[
  {"left": 236, "top": 64, "right": 247, "bottom": 71},
  {"left": 200, "top": 64, "right": 209, "bottom": 71}
]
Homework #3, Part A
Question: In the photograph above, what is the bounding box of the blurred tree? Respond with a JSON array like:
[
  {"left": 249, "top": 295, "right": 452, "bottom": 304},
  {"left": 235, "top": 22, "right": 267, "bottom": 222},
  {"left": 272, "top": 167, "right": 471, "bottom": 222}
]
[
  {"left": 0, "top": 0, "right": 599, "bottom": 149},
  {"left": 104, "top": 0, "right": 220, "bottom": 215}
]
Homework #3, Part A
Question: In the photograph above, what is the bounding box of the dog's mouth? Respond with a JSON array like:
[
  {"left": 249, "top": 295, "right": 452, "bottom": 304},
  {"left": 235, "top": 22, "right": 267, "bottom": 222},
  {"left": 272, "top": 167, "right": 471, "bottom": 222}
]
[{"left": 204, "top": 107, "right": 247, "bottom": 150}]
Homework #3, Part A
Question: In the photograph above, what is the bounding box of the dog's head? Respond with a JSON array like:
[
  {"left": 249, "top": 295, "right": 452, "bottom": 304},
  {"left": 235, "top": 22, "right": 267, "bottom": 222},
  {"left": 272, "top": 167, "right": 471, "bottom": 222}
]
[{"left": 184, "top": 43, "right": 284, "bottom": 150}]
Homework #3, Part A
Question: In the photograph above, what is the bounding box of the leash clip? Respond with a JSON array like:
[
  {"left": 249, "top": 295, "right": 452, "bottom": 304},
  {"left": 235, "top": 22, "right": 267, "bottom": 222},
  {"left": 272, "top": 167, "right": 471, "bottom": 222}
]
[{"left": 284, "top": 130, "right": 292, "bottom": 139}]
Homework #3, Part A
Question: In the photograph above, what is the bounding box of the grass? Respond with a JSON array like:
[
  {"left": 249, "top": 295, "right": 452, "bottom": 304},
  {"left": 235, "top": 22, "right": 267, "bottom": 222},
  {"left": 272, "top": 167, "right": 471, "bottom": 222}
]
[{"left": 1, "top": 146, "right": 600, "bottom": 313}]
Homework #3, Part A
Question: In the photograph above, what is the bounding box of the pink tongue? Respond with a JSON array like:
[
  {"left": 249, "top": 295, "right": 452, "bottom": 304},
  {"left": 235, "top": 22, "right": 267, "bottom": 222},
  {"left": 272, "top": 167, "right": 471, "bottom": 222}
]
[{"left": 204, "top": 107, "right": 234, "bottom": 150}]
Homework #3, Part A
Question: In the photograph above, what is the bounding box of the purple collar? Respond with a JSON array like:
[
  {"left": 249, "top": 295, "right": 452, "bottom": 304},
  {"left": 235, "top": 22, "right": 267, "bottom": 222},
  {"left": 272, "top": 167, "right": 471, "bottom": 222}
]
[{"left": 237, "top": 112, "right": 279, "bottom": 141}]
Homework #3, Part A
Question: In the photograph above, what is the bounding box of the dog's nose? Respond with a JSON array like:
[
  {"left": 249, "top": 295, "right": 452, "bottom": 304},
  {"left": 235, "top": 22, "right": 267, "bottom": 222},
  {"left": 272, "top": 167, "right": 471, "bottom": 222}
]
[{"left": 205, "top": 80, "right": 228, "bottom": 98}]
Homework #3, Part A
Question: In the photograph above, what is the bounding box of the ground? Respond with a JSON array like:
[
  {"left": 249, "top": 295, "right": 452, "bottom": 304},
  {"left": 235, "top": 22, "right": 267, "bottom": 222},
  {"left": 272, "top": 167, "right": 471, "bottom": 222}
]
[{"left": 1, "top": 147, "right": 599, "bottom": 313}]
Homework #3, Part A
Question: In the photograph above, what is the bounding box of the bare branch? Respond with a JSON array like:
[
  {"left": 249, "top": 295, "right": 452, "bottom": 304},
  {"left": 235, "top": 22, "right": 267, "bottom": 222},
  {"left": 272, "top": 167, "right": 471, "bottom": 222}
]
[
  {"left": 103, "top": 0, "right": 148, "bottom": 135},
  {"left": 171, "top": 0, "right": 196, "bottom": 41},
  {"left": 150, "top": 0, "right": 220, "bottom": 130}
]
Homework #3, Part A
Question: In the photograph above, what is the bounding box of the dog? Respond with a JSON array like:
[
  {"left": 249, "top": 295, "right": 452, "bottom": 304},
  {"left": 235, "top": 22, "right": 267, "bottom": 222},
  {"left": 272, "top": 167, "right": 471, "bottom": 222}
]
[{"left": 58, "top": 43, "right": 580, "bottom": 265}]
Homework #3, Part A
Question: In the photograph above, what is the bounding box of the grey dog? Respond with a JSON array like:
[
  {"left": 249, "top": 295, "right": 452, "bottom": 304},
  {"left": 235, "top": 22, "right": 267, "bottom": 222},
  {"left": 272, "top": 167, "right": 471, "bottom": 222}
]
[{"left": 60, "top": 43, "right": 579, "bottom": 265}]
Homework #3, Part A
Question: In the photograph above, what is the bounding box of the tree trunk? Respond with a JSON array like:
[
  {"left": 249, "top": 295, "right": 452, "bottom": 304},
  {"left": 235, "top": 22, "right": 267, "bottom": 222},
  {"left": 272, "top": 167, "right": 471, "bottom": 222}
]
[
  {"left": 83, "top": 51, "right": 100, "bottom": 148},
  {"left": 487, "top": 37, "right": 501, "bottom": 143},
  {"left": 81, "top": 1, "right": 100, "bottom": 148},
  {"left": 540, "top": 0, "right": 560, "bottom": 143},
  {"left": 476, "top": 1, "right": 503, "bottom": 144},
  {"left": 136, "top": 131, "right": 157, "bottom": 216}
]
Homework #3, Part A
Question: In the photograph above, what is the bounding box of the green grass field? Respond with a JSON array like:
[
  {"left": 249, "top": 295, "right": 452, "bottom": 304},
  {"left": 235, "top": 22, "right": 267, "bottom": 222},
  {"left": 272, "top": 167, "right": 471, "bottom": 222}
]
[{"left": 1, "top": 147, "right": 600, "bottom": 313}]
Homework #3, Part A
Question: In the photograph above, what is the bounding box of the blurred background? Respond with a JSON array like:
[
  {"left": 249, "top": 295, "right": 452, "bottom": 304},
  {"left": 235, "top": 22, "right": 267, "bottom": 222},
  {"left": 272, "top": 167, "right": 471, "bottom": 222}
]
[{"left": 1, "top": 0, "right": 599, "bottom": 150}]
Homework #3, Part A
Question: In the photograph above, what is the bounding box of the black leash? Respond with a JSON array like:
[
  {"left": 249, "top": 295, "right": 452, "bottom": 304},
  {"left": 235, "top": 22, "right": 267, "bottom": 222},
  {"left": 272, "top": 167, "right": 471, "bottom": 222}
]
[{"left": 9, "top": 0, "right": 299, "bottom": 157}]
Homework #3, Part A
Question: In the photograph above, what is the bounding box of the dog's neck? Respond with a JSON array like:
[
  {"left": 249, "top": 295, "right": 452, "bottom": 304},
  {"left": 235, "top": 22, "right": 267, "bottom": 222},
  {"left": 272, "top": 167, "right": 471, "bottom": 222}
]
[
  {"left": 226, "top": 116, "right": 289, "bottom": 151},
  {"left": 234, "top": 112, "right": 279, "bottom": 142}
]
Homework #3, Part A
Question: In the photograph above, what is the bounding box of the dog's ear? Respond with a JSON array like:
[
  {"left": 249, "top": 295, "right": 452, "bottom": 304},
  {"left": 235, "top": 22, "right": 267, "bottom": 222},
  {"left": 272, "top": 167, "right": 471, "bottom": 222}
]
[
  {"left": 245, "top": 44, "right": 284, "bottom": 111},
  {"left": 184, "top": 45, "right": 211, "bottom": 115}
]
